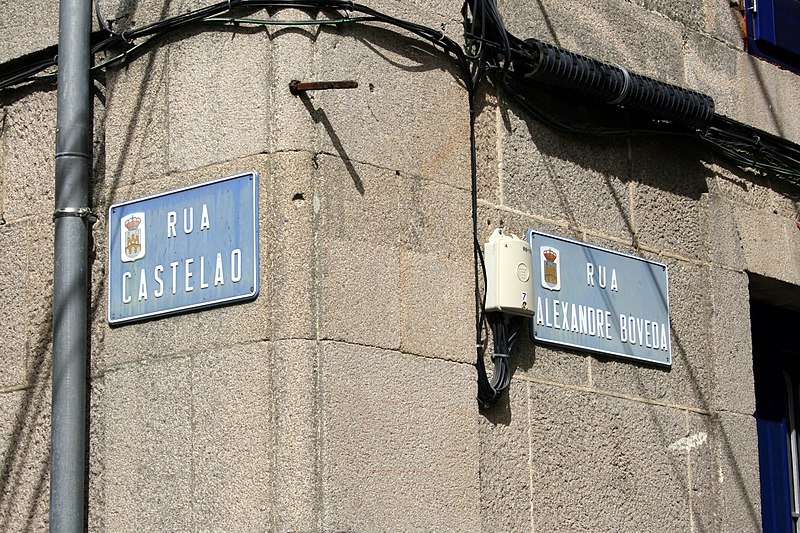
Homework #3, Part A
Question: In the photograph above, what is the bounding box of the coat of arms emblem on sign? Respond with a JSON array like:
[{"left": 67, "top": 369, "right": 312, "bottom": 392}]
[
  {"left": 121, "top": 212, "right": 146, "bottom": 262},
  {"left": 540, "top": 246, "right": 561, "bottom": 291}
]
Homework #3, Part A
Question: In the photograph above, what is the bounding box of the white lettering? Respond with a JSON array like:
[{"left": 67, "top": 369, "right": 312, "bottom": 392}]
[
  {"left": 231, "top": 249, "right": 242, "bottom": 282},
  {"left": 587, "top": 263, "right": 595, "bottom": 287},
  {"left": 537, "top": 297, "right": 544, "bottom": 326},
  {"left": 598, "top": 265, "right": 606, "bottom": 289},
  {"left": 170, "top": 261, "right": 180, "bottom": 295},
  {"left": 167, "top": 211, "right": 177, "bottom": 238},
  {"left": 199, "top": 256, "right": 209, "bottom": 289},
  {"left": 553, "top": 300, "right": 561, "bottom": 329},
  {"left": 561, "top": 301, "right": 570, "bottom": 330},
  {"left": 571, "top": 304, "right": 579, "bottom": 332},
  {"left": 661, "top": 325, "right": 668, "bottom": 351},
  {"left": 605, "top": 311, "right": 612, "bottom": 339},
  {"left": 138, "top": 268, "right": 148, "bottom": 301},
  {"left": 611, "top": 269, "right": 618, "bottom": 292},
  {"left": 579, "top": 305, "right": 587, "bottom": 334},
  {"left": 183, "top": 207, "right": 194, "bottom": 234},
  {"left": 619, "top": 314, "right": 627, "bottom": 342},
  {"left": 185, "top": 258, "right": 194, "bottom": 292},
  {"left": 215, "top": 253, "right": 225, "bottom": 286},
  {"left": 596, "top": 309, "right": 604, "bottom": 337},
  {"left": 122, "top": 272, "right": 132, "bottom": 304},
  {"left": 154, "top": 265, "right": 164, "bottom": 298},
  {"left": 628, "top": 316, "right": 636, "bottom": 344},
  {"left": 645, "top": 320, "right": 652, "bottom": 348},
  {"left": 200, "top": 204, "right": 210, "bottom": 231},
  {"left": 588, "top": 308, "right": 596, "bottom": 336}
]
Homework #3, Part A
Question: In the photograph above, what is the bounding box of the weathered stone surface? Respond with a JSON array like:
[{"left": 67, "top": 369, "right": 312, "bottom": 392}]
[
  {"left": 528, "top": 382, "right": 692, "bottom": 531},
  {"left": 0, "top": 384, "right": 51, "bottom": 533},
  {"left": 684, "top": 32, "right": 739, "bottom": 120},
  {"left": 318, "top": 238, "right": 401, "bottom": 349},
  {"left": 0, "top": 222, "right": 27, "bottom": 389},
  {"left": 479, "top": 381, "right": 532, "bottom": 532},
  {"left": 307, "top": 24, "right": 469, "bottom": 188},
  {"left": 272, "top": 340, "right": 318, "bottom": 532},
  {"left": 103, "top": 356, "right": 193, "bottom": 532},
  {"left": 0, "top": 0, "right": 58, "bottom": 64},
  {"left": 709, "top": 268, "right": 755, "bottom": 415},
  {"left": 734, "top": 204, "right": 800, "bottom": 286},
  {"left": 269, "top": 151, "right": 316, "bottom": 341},
  {"left": 320, "top": 341, "right": 480, "bottom": 531},
  {"left": 631, "top": 138, "right": 712, "bottom": 261},
  {"left": 103, "top": 47, "right": 170, "bottom": 189},
  {"left": 1, "top": 91, "right": 56, "bottom": 222},
  {"left": 736, "top": 50, "right": 800, "bottom": 145},
  {"left": 712, "top": 412, "right": 762, "bottom": 531},
  {"left": 168, "top": 29, "right": 271, "bottom": 171},
  {"left": 500, "top": 106, "right": 635, "bottom": 243},
  {"left": 400, "top": 249, "right": 473, "bottom": 363},
  {"left": 192, "top": 343, "right": 272, "bottom": 531},
  {"left": 687, "top": 410, "right": 722, "bottom": 533}
]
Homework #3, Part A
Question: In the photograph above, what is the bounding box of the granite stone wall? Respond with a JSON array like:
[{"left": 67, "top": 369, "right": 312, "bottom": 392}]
[{"left": 0, "top": 0, "right": 798, "bottom": 531}]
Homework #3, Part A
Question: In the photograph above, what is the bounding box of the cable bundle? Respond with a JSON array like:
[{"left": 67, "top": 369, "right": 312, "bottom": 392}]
[{"left": 476, "top": 312, "right": 523, "bottom": 409}]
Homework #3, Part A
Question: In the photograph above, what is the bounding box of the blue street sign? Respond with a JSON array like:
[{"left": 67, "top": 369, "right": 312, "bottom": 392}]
[
  {"left": 527, "top": 230, "right": 671, "bottom": 366},
  {"left": 108, "top": 172, "right": 259, "bottom": 324}
]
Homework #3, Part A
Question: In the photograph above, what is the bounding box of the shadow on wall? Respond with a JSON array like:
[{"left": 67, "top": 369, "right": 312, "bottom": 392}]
[{"left": 0, "top": 303, "right": 52, "bottom": 532}]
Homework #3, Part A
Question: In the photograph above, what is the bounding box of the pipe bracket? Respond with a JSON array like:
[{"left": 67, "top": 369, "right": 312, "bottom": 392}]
[{"left": 53, "top": 207, "right": 97, "bottom": 222}]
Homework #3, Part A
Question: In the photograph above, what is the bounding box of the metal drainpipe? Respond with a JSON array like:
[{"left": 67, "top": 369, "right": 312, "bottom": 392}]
[{"left": 51, "top": 0, "right": 91, "bottom": 529}]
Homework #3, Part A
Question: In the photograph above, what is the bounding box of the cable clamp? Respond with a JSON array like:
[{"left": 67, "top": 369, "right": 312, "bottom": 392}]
[
  {"left": 53, "top": 207, "right": 97, "bottom": 222},
  {"left": 608, "top": 64, "right": 631, "bottom": 106},
  {"left": 491, "top": 352, "right": 510, "bottom": 359}
]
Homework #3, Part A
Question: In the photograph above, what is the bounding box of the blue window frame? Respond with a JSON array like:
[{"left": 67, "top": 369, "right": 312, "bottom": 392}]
[
  {"left": 744, "top": 0, "right": 800, "bottom": 74},
  {"left": 753, "top": 301, "right": 800, "bottom": 532}
]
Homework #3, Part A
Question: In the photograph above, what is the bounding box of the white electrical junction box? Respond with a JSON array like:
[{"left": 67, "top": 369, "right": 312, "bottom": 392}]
[{"left": 484, "top": 228, "right": 535, "bottom": 317}]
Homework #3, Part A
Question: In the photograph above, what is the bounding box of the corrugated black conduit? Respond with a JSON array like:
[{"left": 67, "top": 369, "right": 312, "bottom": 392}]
[{"left": 512, "top": 39, "right": 715, "bottom": 129}]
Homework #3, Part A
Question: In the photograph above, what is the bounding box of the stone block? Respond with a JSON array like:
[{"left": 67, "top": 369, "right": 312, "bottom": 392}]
[
  {"left": 24, "top": 218, "right": 55, "bottom": 383},
  {"left": 591, "top": 259, "right": 714, "bottom": 410},
  {"left": 400, "top": 249, "right": 473, "bottom": 364},
  {"left": 736, "top": 50, "right": 800, "bottom": 145},
  {"left": 306, "top": 24, "right": 470, "bottom": 188},
  {"left": 88, "top": 377, "right": 106, "bottom": 533},
  {"left": 0, "top": 223, "right": 28, "bottom": 389},
  {"left": 686, "top": 410, "right": 722, "bottom": 533},
  {"left": 0, "top": 384, "right": 51, "bottom": 533},
  {"left": 479, "top": 381, "right": 532, "bottom": 532},
  {"left": 709, "top": 268, "right": 755, "bottom": 415},
  {"left": 318, "top": 239, "right": 401, "bottom": 350},
  {"left": 1, "top": 91, "right": 56, "bottom": 222},
  {"left": 702, "top": 0, "right": 747, "bottom": 50},
  {"left": 320, "top": 342, "right": 480, "bottom": 531},
  {"left": 684, "top": 32, "right": 739, "bottom": 120},
  {"left": 269, "top": 151, "right": 316, "bottom": 340},
  {"left": 631, "top": 138, "right": 711, "bottom": 261},
  {"left": 103, "top": 356, "right": 193, "bottom": 532},
  {"left": 474, "top": 88, "right": 501, "bottom": 205},
  {"left": 499, "top": 106, "right": 635, "bottom": 243},
  {"left": 528, "top": 382, "right": 692, "bottom": 531},
  {"left": 711, "top": 412, "right": 762, "bottom": 531},
  {"left": 704, "top": 194, "right": 747, "bottom": 271},
  {"left": 192, "top": 343, "right": 272, "bottom": 531},
  {"left": 272, "top": 340, "right": 319, "bottom": 532},
  {"left": 168, "top": 28, "right": 271, "bottom": 172},
  {"left": 500, "top": 0, "right": 685, "bottom": 85},
  {"left": 734, "top": 204, "right": 800, "bottom": 286},
  {"left": 267, "top": 10, "right": 317, "bottom": 154},
  {"left": 0, "top": 0, "right": 58, "bottom": 64},
  {"left": 104, "top": 47, "right": 170, "bottom": 188}
]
